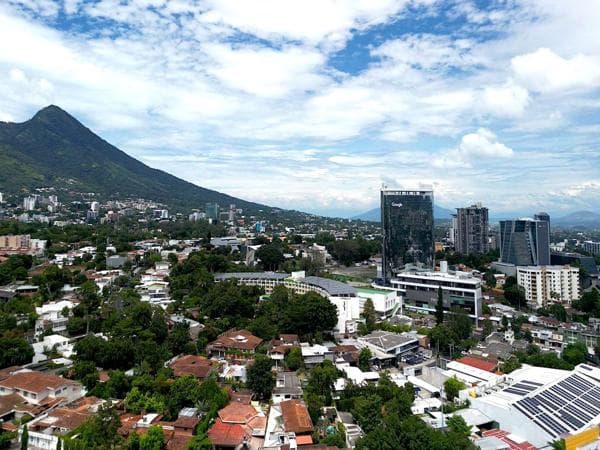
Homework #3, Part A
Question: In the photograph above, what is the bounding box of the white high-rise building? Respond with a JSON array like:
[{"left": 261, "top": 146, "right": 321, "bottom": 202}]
[
  {"left": 90, "top": 201, "right": 100, "bottom": 212},
  {"left": 0, "top": 192, "right": 4, "bottom": 203},
  {"left": 582, "top": 241, "right": 600, "bottom": 256},
  {"left": 23, "top": 195, "right": 37, "bottom": 211},
  {"left": 517, "top": 265, "right": 580, "bottom": 308}
]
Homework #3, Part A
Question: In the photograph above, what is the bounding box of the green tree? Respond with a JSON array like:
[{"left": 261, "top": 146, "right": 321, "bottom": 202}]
[
  {"left": 124, "top": 432, "right": 140, "bottom": 450},
  {"left": 140, "top": 426, "right": 165, "bottom": 450},
  {"left": 358, "top": 347, "right": 372, "bottom": 372},
  {"left": 20, "top": 426, "right": 28, "bottom": 450},
  {"left": 562, "top": 342, "right": 587, "bottom": 366},
  {"left": 306, "top": 360, "right": 338, "bottom": 405},
  {"left": 186, "top": 433, "right": 212, "bottom": 450},
  {"left": 444, "top": 376, "right": 466, "bottom": 402},
  {"left": 484, "top": 271, "right": 496, "bottom": 288},
  {"left": 482, "top": 319, "right": 493, "bottom": 339},
  {"left": 0, "top": 337, "right": 33, "bottom": 369},
  {"left": 352, "top": 395, "right": 382, "bottom": 433},
  {"left": 256, "top": 244, "right": 284, "bottom": 271},
  {"left": 284, "top": 347, "right": 303, "bottom": 371},
  {"left": 282, "top": 291, "right": 338, "bottom": 338},
  {"left": 305, "top": 392, "right": 325, "bottom": 424},
  {"left": 447, "top": 415, "right": 471, "bottom": 437},
  {"left": 246, "top": 355, "right": 274, "bottom": 401},
  {"left": 435, "top": 286, "right": 444, "bottom": 325},
  {"left": 446, "top": 307, "right": 472, "bottom": 341},
  {"left": 361, "top": 299, "right": 377, "bottom": 332},
  {"left": 500, "top": 356, "right": 522, "bottom": 374}
]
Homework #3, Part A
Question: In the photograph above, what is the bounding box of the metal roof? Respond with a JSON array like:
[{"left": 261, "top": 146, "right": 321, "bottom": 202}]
[
  {"left": 298, "top": 276, "right": 356, "bottom": 296},
  {"left": 214, "top": 272, "right": 289, "bottom": 281}
]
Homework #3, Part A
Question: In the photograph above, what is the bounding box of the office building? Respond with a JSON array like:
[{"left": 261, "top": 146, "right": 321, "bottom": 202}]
[
  {"left": 499, "top": 217, "right": 550, "bottom": 266},
  {"left": 387, "top": 269, "right": 482, "bottom": 319},
  {"left": 516, "top": 265, "right": 580, "bottom": 308},
  {"left": 0, "top": 192, "right": 4, "bottom": 203},
  {"left": 582, "top": 241, "right": 600, "bottom": 256},
  {"left": 381, "top": 189, "right": 434, "bottom": 283},
  {"left": 453, "top": 204, "right": 489, "bottom": 255},
  {"left": 205, "top": 202, "right": 220, "bottom": 220}
]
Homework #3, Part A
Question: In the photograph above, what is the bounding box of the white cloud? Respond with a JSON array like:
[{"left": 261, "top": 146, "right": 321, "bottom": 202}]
[
  {"left": 433, "top": 128, "right": 514, "bottom": 168},
  {"left": 511, "top": 48, "right": 600, "bottom": 93},
  {"left": 481, "top": 81, "right": 530, "bottom": 117},
  {"left": 372, "top": 34, "right": 480, "bottom": 71},
  {"left": 204, "top": 43, "right": 328, "bottom": 98},
  {"left": 1, "top": 1, "right": 600, "bottom": 215},
  {"left": 198, "top": 0, "right": 415, "bottom": 49}
]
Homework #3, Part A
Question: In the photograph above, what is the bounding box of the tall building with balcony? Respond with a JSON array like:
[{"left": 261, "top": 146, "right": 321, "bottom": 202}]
[
  {"left": 517, "top": 265, "right": 580, "bottom": 308},
  {"left": 453, "top": 204, "right": 489, "bottom": 255},
  {"left": 381, "top": 189, "right": 434, "bottom": 283},
  {"left": 499, "top": 216, "right": 550, "bottom": 266}
]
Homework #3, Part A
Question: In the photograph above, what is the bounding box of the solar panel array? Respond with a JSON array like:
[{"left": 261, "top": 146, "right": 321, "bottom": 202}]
[
  {"left": 513, "top": 373, "right": 600, "bottom": 438},
  {"left": 503, "top": 379, "right": 542, "bottom": 396}
]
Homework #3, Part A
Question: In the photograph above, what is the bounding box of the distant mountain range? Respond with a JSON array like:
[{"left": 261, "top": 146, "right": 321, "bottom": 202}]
[
  {"left": 353, "top": 204, "right": 455, "bottom": 221},
  {"left": 354, "top": 206, "right": 600, "bottom": 227},
  {"left": 0, "top": 105, "right": 293, "bottom": 216},
  {"left": 552, "top": 210, "right": 600, "bottom": 227}
]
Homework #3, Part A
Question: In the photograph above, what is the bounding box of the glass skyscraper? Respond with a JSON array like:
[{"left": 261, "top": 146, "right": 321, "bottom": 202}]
[
  {"left": 499, "top": 215, "right": 550, "bottom": 266},
  {"left": 381, "top": 189, "right": 434, "bottom": 283}
]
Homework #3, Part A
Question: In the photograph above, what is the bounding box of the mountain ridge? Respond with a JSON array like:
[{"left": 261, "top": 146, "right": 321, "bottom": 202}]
[{"left": 0, "top": 105, "right": 285, "bottom": 215}]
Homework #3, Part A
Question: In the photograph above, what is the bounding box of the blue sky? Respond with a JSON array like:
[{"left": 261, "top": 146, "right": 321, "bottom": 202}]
[{"left": 1, "top": 0, "right": 600, "bottom": 218}]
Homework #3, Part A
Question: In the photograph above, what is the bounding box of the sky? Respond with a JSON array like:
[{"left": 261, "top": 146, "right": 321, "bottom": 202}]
[{"left": 1, "top": 0, "right": 600, "bottom": 218}]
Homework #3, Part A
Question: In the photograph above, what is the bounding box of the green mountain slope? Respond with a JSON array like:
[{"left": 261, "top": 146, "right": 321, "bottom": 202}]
[{"left": 0, "top": 105, "right": 275, "bottom": 214}]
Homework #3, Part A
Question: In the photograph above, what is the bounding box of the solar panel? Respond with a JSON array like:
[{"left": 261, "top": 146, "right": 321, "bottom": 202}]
[
  {"left": 565, "top": 402, "right": 595, "bottom": 422},
  {"left": 558, "top": 410, "right": 585, "bottom": 429},
  {"left": 504, "top": 387, "right": 529, "bottom": 396},
  {"left": 535, "top": 413, "right": 569, "bottom": 436}
]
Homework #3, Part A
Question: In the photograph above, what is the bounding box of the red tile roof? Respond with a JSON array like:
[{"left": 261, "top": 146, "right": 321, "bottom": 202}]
[
  {"left": 208, "top": 419, "right": 248, "bottom": 447},
  {"left": 296, "top": 434, "right": 314, "bottom": 445},
  {"left": 218, "top": 402, "right": 258, "bottom": 424},
  {"left": 209, "top": 329, "right": 263, "bottom": 352},
  {"left": 170, "top": 355, "right": 214, "bottom": 379},
  {"left": 0, "top": 371, "right": 76, "bottom": 394},
  {"left": 482, "top": 429, "right": 537, "bottom": 450},
  {"left": 280, "top": 400, "right": 313, "bottom": 435},
  {"left": 457, "top": 356, "right": 497, "bottom": 373}
]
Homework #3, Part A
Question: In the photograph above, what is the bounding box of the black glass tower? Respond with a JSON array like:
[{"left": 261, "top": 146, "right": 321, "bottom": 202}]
[
  {"left": 381, "top": 189, "right": 434, "bottom": 283},
  {"left": 499, "top": 217, "right": 550, "bottom": 266}
]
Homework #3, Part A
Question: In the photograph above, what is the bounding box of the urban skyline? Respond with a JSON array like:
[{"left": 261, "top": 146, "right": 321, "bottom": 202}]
[{"left": 1, "top": 2, "right": 599, "bottom": 217}]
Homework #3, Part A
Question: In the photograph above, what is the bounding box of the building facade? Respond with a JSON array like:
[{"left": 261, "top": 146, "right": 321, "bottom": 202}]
[
  {"left": 453, "top": 204, "right": 489, "bottom": 255},
  {"left": 582, "top": 241, "right": 600, "bottom": 256},
  {"left": 499, "top": 217, "right": 550, "bottom": 266},
  {"left": 516, "top": 265, "right": 580, "bottom": 308},
  {"left": 384, "top": 270, "right": 482, "bottom": 319},
  {"left": 381, "top": 189, "right": 434, "bottom": 283}
]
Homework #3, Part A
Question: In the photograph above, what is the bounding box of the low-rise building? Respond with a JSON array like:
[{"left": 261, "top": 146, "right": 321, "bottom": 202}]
[
  {"left": 207, "top": 329, "right": 263, "bottom": 360},
  {"left": 358, "top": 330, "right": 419, "bottom": 365},
  {"left": 35, "top": 300, "right": 76, "bottom": 337},
  {"left": 272, "top": 372, "right": 303, "bottom": 404},
  {"left": 169, "top": 355, "right": 215, "bottom": 380}
]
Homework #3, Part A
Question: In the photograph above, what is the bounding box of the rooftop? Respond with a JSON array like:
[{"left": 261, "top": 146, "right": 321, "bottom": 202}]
[
  {"left": 299, "top": 276, "right": 357, "bottom": 296},
  {"left": 280, "top": 400, "right": 313, "bottom": 434},
  {"left": 218, "top": 402, "right": 259, "bottom": 424},
  {"left": 0, "top": 370, "right": 76, "bottom": 394},
  {"left": 207, "top": 418, "right": 247, "bottom": 447},
  {"left": 359, "top": 330, "right": 418, "bottom": 352},
  {"left": 214, "top": 272, "right": 288, "bottom": 281}
]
